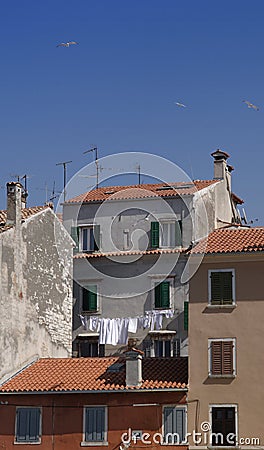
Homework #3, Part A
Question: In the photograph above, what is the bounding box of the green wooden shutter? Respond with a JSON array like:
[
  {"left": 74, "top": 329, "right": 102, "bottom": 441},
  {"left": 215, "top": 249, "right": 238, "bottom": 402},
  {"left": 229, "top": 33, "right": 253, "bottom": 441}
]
[
  {"left": 155, "top": 281, "right": 170, "bottom": 308},
  {"left": 71, "top": 226, "right": 79, "bottom": 254},
  {"left": 83, "top": 285, "right": 98, "bottom": 312},
  {"left": 211, "top": 272, "right": 233, "bottom": 305},
  {"left": 93, "top": 225, "right": 100, "bottom": 251},
  {"left": 184, "top": 301, "right": 188, "bottom": 330},
  {"left": 222, "top": 272, "right": 233, "bottom": 304},
  {"left": 175, "top": 220, "right": 182, "bottom": 247},
  {"left": 151, "top": 221, "right": 159, "bottom": 248}
]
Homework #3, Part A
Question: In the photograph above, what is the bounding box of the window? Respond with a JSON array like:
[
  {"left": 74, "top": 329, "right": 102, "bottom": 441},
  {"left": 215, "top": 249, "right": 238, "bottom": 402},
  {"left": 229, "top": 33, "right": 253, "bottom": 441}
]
[
  {"left": 15, "top": 407, "right": 41, "bottom": 443},
  {"left": 209, "top": 339, "right": 236, "bottom": 377},
  {"left": 150, "top": 221, "right": 182, "bottom": 249},
  {"left": 209, "top": 270, "right": 235, "bottom": 306},
  {"left": 163, "top": 406, "right": 186, "bottom": 444},
  {"left": 84, "top": 406, "right": 107, "bottom": 444},
  {"left": 123, "top": 230, "right": 130, "bottom": 250},
  {"left": 154, "top": 280, "right": 171, "bottom": 309},
  {"left": 76, "top": 337, "right": 105, "bottom": 357},
  {"left": 143, "top": 336, "right": 180, "bottom": 357},
  {"left": 71, "top": 225, "right": 100, "bottom": 253},
  {"left": 82, "top": 285, "right": 98, "bottom": 312},
  {"left": 210, "top": 406, "right": 237, "bottom": 446}
]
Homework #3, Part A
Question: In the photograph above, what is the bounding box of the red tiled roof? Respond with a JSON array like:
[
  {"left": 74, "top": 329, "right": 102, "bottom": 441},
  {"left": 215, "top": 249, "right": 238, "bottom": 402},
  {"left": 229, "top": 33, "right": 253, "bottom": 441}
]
[
  {"left": 66, "top": 180, "right": 219, "bottom": 204},
  {"left": 190, "top": 227, "right": 264, "bottom": 254},
  {"left": 74, "top": 248, "right": 185, "bottom": 259},
  {"left": 0, "top": 206, "right": 50, "bottom": 232},
  {"left": 0, "top": 357, "right": 188, "bottom": 393}
]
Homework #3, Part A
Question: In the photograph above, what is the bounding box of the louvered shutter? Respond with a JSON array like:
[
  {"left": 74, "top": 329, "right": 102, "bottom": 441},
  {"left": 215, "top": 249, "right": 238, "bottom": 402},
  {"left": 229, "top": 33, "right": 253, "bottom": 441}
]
[
  {"left": 175, "top": 220, "right": 182, "bottom": 247},
  {"left": 93, "top": 225, "right": 100, "bottom": 251},
  {"left": 210, "top": 272, "right": 222, "bottom": 305},
  {"left": 83, "top": 285, "right": 97, "bottom": 312},
  {"left": 222, "top": 341, "right": 233, "bottom": 375},
  {"left": 173, "top": 339, "right": 181, "bottom": 357},
  {"left": 222, "top": 272, "right": 233, "bottom": 304},
  {"left": 164, "top": 407, "right": 186, "bottom": 444},
  {"left": 211, "top": 272, "right": 233, "bottom": 305},
  {"left": 184, "top": 301, "right": 188, "bottom": 330},
  {"left": 151, "top": 221, "right": 159, "bottom": 248},
  {"left": 71, "top": 226, "right": 79, "bottom": 254},
  {"left": 16, "top": 408, "right": 40, "bottom": 443},
  {"left": 85, "top": 407, "right": 105, "bottom": 442},
  {"left": 143, "top": 339, "right": 153, "bottom": 357},
  {"left": 155, "top": 282, "right": 170, "bottom": 308},
  {"left": 211, "top": 341, "right": 223, "bottom": 375}
]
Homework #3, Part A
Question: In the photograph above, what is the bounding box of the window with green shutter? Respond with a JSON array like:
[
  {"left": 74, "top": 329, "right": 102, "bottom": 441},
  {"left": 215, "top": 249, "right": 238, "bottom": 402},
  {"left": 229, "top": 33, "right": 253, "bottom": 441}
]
[
  {"left": 163, "top": 407, "right": 186, "bottom": 444},
  {"left": 151, "top": 221, "right": 160, "bottom": 248},
  {"left": 210, "top": 271, "right": 234, "bottom": 305},
  {"left": 155, "top": 281, "right": 170, "bottom": 308},
  {"left": 82, "top": 285, "right": 98, "bottom": 312}
]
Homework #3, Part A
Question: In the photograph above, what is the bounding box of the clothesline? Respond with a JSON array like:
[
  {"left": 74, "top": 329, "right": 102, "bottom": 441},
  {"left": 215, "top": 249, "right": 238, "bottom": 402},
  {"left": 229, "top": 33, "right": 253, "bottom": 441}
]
[{"left": 80, "top": 309, "right": 174, "bottom": 346}]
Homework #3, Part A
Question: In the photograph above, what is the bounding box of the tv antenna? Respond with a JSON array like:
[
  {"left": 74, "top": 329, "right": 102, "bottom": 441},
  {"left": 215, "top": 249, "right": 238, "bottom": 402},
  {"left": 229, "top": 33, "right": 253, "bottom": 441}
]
[
  {"left": 56, "top": 160, "right": 72, "bottom": 202},
  {"left": 83, "top": 147, "right": 99, "bottom": 189},
  {"left": 135, "top": 164, "right": 141, "bottom": 185}
]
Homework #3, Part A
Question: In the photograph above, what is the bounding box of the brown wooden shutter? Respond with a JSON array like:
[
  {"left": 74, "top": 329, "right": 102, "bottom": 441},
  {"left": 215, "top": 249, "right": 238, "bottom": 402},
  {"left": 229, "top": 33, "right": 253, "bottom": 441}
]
[
  {"left": 222, "top": 341, "right": 233, "bottom": 375},
  {"left": 211, "top": 341, "right": 222, "bottom": 375}
]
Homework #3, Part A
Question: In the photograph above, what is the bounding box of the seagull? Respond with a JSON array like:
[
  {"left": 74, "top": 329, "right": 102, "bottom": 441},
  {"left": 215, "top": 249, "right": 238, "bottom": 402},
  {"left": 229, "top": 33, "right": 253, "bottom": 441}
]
[
  {"left": 56, "top": 41, "right": 79, "bottom": 47},
  {"left": 242, "top": 100, "right": 259, "bottom": 111},
  {"left": 174, "top": 102, "right": 187, "bottom": 108}
]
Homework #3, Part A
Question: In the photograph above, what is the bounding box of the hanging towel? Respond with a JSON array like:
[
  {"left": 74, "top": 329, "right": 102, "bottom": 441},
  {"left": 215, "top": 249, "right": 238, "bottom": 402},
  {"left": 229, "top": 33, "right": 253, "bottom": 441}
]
[{"left": 128, "top": 317, "right": 138, "bottom": 333}]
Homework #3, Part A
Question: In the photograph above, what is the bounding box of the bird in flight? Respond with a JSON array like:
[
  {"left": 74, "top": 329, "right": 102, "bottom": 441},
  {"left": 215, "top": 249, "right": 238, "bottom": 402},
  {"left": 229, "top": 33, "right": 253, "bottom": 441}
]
[
  {"left": 57, "top": 41, "right": 79, "bottom": 48},
  {"left": 243, "top": 100, "right": 259, "bottom": 111},
  {"left": 174, "top": 102, "right": 187, "bottom": 108}
]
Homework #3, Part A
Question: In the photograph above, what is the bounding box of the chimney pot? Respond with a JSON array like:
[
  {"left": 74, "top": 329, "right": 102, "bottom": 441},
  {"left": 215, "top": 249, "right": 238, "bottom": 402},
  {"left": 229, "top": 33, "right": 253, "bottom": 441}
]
[
  {"left": 125, "top": 349, "right": 143, "bottom": 388},
  {"left": 211, "top": 149, "right": 230, "bottom": 179},
  {"left": 6, "top": 182, "right": 23, "bottom": 226}
]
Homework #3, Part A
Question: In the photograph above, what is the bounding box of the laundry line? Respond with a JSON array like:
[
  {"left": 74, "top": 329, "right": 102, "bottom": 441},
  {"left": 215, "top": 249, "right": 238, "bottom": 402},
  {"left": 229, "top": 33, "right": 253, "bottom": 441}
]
[{"left": 79, "top": 309, "right": 174, "bottom": 346}]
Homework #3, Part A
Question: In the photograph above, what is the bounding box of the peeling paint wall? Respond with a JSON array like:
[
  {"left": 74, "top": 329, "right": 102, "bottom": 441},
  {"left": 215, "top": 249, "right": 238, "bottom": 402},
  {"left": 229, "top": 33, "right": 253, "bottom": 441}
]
[{"left": 0, "top": 209, "right": 73, "bottom": 382}]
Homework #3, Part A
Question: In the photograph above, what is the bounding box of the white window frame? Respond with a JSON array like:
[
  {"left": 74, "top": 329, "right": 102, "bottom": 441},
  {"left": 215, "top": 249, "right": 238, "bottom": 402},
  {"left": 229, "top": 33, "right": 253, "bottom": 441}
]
[
  {"left": 208, "top": 338, "right": 236, "bottom": 377},
  {"left": 14, "top": 406, "right": 42, "bottom": 444},
  {"left": 209, "top": 404, "right": 238, "bottom": 448},
  {"left": 208, "top": 269, "right": 236, "bottom": 307},
  {"left": 81, "top": 406, "right": 108, "bottom": 446},
  {"left": 79, "top": 224, "right": 101, "bottom": 252},
  {"left": 151, "top": 276, "right": 174, "bottom": 310},
  {"left": 162, "top": 405, "right": 187, "bottom": 445},
  {"left": 159, "top": 220, "right": 177, "bottom": 248}
]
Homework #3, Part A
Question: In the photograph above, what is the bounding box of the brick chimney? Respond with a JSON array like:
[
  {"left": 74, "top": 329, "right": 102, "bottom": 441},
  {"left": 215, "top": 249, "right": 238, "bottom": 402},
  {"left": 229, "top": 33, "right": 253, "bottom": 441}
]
[
  {"left": 6, "top": 182, "right": 23, "bottom": 226},
  {"left": 125, "top": 348, "right": 143, "bottom": 388}
]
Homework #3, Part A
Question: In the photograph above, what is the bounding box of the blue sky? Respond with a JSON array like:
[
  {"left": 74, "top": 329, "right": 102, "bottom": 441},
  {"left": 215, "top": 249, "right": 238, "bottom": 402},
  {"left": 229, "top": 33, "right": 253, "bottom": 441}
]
[{"left": 0, "top": 1, "right": 263, "bottom": 224}]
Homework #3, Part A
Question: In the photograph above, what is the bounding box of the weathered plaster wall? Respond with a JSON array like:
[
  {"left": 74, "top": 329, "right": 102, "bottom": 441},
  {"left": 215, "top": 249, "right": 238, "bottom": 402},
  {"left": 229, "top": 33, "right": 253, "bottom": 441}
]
[{"left": 0, "top": 209, "right": 73, "bottom": 382}]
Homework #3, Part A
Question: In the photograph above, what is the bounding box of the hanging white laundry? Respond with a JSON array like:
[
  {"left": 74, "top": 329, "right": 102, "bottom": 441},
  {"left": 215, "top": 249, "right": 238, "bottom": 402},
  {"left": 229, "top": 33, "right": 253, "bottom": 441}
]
[
  {"left": 154, "top": 312, "right": 163, "bottom": 330},
  {"left": 118, "top": 318, "right": 129, "bottom": 344},
  {"left": 80, "top": 315, "right": 88, "bottom": 330},
  {"left": 128, "top": 317, "right": 138, "bottom": 333},
  {"left": 99, "top": 318, "right": 109, "bottom": 345},
  {"left": 89, "top": 316, "right": 100, "bottom": 332}
]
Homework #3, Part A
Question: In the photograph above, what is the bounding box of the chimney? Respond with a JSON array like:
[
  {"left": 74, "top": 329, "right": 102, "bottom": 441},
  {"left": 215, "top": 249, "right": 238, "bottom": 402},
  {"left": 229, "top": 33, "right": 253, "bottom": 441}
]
[
  {"left": 125, "top": 348, "right": 143, "bottom": 388},
  {"left": 211, "top": 149, "right": 230, "bottom": 180},
  {"left": 6, "top": 182, "right": 23, "bottom": 226}
]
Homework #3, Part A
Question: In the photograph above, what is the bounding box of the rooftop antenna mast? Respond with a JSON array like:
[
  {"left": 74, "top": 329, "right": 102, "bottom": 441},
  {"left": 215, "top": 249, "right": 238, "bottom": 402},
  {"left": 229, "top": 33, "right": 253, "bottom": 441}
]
[
  {"left": 83, "top": 147, "right": 99, "bottom": 189},
  {"left": 56, "top": 160, "right": 72, "bottom": 202},
  {"left": 21, "top": 174, "right": 29, "bottom": 206},
  {"left": 136, "top": 164, "right": 141, "bottom": 185}
]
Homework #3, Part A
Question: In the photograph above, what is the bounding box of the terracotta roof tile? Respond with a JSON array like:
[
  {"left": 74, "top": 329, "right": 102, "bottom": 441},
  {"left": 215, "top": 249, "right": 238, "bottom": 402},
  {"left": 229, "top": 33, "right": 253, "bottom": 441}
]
[
  {"left": 0, "top": 357, "right": 188, "bottom": 393},
  {"left": 66, "top": 180, "right": 219, "bottom": 204},
  {"left": 0, "top": 205, "right": 50, "bottom": 233},
  {"left": 190, "top": 227, "right": 264, "bottom": 254},
  {"left": 74, "top": 248, "right": 185, "bottom": 259}
]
